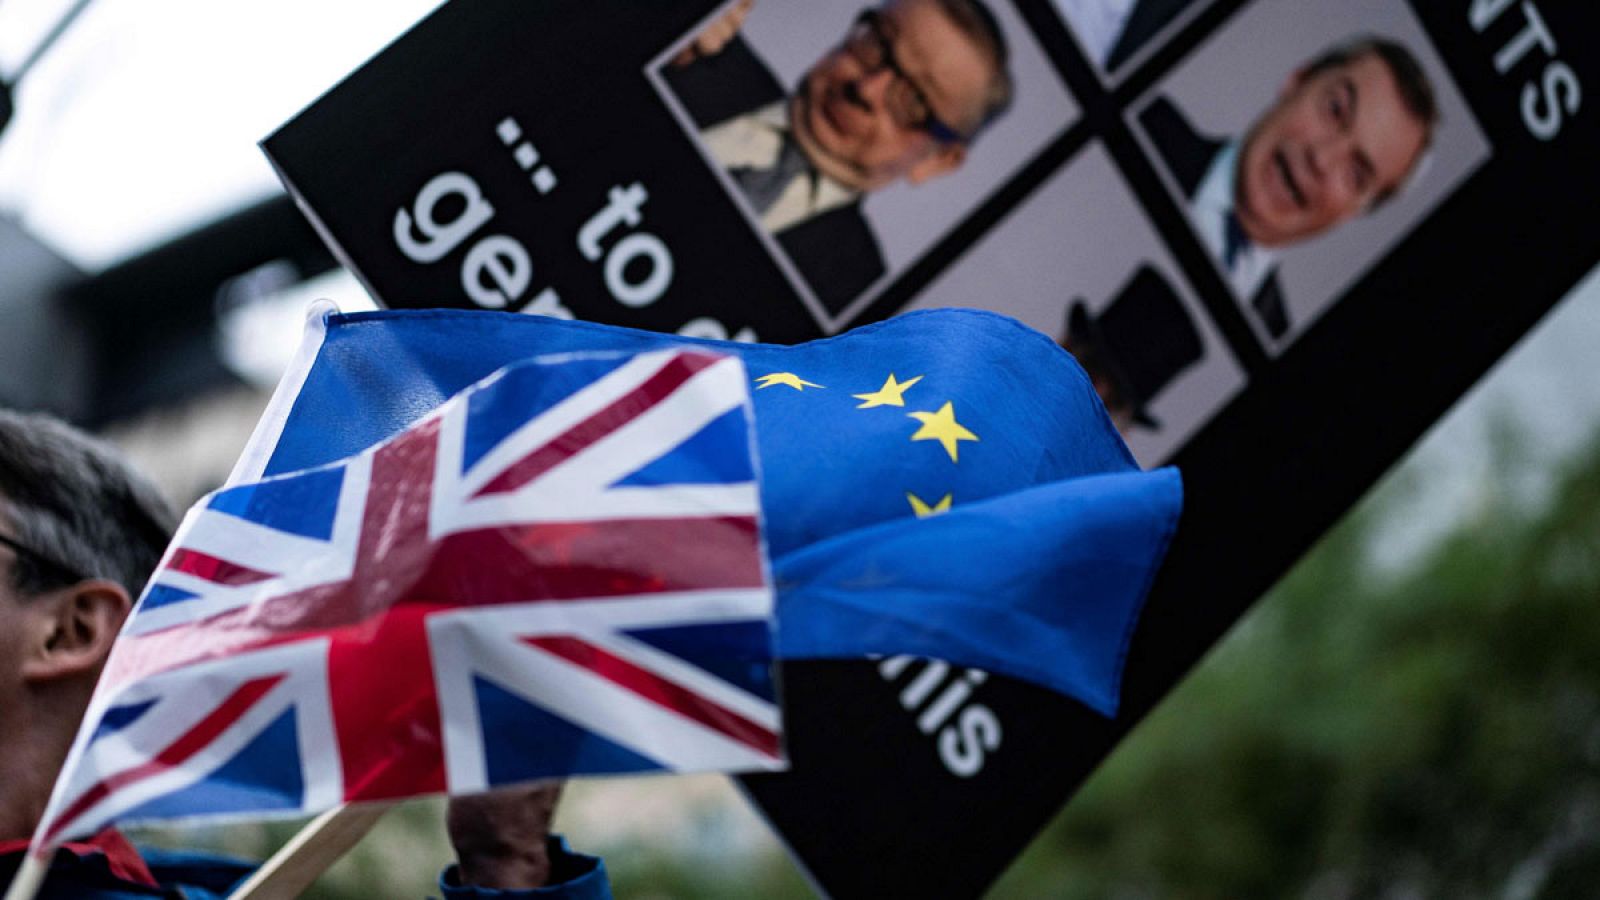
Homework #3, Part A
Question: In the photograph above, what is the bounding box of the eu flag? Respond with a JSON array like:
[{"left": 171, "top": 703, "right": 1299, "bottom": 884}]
[{"left": 235, "top": 305, "right": 1181, "bottom": 716}]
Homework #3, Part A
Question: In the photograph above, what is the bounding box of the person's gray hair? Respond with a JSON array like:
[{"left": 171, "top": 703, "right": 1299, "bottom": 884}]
[{"left": 0, "top": 409, "right": 176, "bottom": 598}]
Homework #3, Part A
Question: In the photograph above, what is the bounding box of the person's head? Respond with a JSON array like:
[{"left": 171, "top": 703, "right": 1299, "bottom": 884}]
[
  {"left": 1233, "top": 36, "right": 1438, "bottom": 248},
  {"left": 790, "top": 0, "right": 1013, "bottom": 192},
  {"left": 0, "top": 410, "right": 175, "bottom": 729}
]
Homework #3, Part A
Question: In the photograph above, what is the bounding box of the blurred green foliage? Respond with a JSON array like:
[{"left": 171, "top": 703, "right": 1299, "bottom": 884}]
[{"left": 994, "top": 428, "right": 1600, "bottom": 899}]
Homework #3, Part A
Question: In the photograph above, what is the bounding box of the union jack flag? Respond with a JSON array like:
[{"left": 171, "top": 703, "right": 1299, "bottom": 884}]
[{"left": 38, "top": 349, "right": 782, "bottom": 844}]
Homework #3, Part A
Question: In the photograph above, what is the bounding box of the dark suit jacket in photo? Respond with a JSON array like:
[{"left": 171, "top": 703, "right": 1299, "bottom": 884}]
[
  {"left": 1105, "top": 0, "right": 1202, "bottom": 70},
  {"left": 662, "top": 36, "right": 885, "bottom": 317},
  {"left": 1139, "top": 94, "right": 1290, "bottom": 340}
]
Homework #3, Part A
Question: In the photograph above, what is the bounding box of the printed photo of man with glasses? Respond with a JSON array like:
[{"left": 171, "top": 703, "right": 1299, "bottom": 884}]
[{"left": 663, "top": 0, "right": 1015, "bottom": 316}]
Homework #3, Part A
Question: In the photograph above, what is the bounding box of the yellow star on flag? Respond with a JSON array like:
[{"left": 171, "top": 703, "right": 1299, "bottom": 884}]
[
  {"left": 755, "top": 372, "right": 823, "bottom": 391},
  {"left": 906, "top": 492, "right": 952, "bottom": 518},
  {"left": 854, "top": 373, "right": 923, "bottom": 408},
  {"left": 907, "top": 401, "right": 978, "bottom": 463}
]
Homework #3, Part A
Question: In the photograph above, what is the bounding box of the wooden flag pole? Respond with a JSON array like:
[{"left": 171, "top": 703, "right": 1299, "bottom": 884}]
[
  {"left": 228, "top": 801, "right": 395, "bottom": 900},
  {"left": 2, "top": 853, "right": 48, "bottom": 900}
]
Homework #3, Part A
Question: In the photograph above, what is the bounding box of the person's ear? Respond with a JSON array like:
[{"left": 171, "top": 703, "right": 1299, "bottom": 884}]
[
  {"left": 905, "top": 141, "right": 966, "bottom": 185},
  {"left": 20, "top": 580, "right": 131, "bottom": 683}
]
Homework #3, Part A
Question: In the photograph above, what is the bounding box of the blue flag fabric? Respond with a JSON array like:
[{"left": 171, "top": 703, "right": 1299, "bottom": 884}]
[
  {"left": 235, "top": 306, "right": 1182, "bottom": 716},
  {"left": 36, "top": 349, "right": 785, "bottom": 847},
  {"left": 774, "top": 471, "right": 1176, "bottom": 716}
]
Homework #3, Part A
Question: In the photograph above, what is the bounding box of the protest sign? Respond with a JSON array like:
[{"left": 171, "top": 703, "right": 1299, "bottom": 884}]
[{"left": 264, "top": 0, "right": 1597, "bottom": 893}]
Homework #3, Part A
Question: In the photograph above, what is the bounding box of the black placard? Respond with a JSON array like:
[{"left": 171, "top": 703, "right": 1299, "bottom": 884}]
[{"left": 264, "top": 0, "right": 1599, "bottom": 894}]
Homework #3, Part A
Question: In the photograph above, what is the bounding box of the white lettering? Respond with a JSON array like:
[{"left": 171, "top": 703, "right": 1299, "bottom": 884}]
[
  {"left": 880, "top": 659, "right": 1002, "bottom": 776},
  {"left": 919, "top": 671, "right": 987, "bottom": 735},
  {"left": 394, "top": 172, "right": 495, "bottom": 264},
  {"left": 1494, "top": 1, "right": 1557, "bottom": 74},
  {"left": 460, "top": 235, "right": 531, "bottom": 309},
  {"left": 1522, "top": 61, "right": 1581, "bottom": 140},
  {"left": 1469, "top": 0, "right": 1517, "bottom": 32},
  {"left": 604, "top": 232, "right": 674, "bottom": 308},
  {"left": 938, "top": 705, "right": 1002, "bottom": 778},
  {"left": 877, "top": 655, "right": 915, "bottom": 678},
  {"left": 578, "top": 183, "right": 649, "bottom": 261},
  {"left": 899, "top": 660, "right": 949, "bottom": 709}
]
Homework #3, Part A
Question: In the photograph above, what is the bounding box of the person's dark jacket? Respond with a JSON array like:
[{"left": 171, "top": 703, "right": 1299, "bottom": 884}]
[
  {"left": 663, "top": 36, "right": 885, "bottom": 316},
  {"left": 1139, "top": 94, "right": 1289, "bottom": 339}
]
